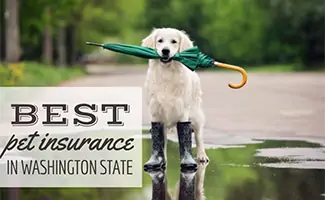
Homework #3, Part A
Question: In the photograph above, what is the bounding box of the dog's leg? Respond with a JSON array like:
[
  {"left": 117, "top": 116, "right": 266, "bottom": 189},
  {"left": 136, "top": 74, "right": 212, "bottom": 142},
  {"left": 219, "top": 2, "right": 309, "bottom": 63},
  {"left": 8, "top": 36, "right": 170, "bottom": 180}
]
[
  {"left": 173, "top": 180, "right": 180, "bottom": 200},
  {"left": 195, "top": 163, "right": 208, "bottom": 200},
  {"left": 192, "top": 109, "right": 209, "bottom": 162},
  {"left": 163, "top": 124, "right": 169, "bottom": 161},
  {"left": 193, "top": 126, "right": 209, "bottom": 162}
]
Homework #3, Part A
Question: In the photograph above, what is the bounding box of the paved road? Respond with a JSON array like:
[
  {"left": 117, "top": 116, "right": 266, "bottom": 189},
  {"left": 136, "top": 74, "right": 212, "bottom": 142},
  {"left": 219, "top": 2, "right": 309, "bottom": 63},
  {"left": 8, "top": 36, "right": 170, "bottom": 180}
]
[{"left": 63, "top": 65, "right": 325, "bottom": 140}]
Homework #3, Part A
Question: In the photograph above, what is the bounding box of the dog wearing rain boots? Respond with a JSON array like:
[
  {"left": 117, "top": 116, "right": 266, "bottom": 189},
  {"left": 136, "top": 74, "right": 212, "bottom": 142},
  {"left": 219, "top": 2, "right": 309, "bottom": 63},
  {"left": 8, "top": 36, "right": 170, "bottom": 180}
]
[{"left": 142, "top": 28, "right": 209, "bottom": 170}]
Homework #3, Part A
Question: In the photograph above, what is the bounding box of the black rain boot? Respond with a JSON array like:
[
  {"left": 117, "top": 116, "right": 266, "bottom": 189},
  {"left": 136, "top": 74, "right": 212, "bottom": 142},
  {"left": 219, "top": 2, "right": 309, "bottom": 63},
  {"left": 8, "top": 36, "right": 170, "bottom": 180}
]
[
  {"left": 177, "top": 122, "right": 198, "bottom": 170},
  {"left": 144, "top": 122, "right": 166, "bottom": 170}
]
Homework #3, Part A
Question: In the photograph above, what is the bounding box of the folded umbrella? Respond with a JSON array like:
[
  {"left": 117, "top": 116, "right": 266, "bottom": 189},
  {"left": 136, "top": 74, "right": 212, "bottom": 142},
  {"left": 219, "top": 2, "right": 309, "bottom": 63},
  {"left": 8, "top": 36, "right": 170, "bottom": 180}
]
[{"left": 86, "top": 42, "right": 247, "bottom": 89}]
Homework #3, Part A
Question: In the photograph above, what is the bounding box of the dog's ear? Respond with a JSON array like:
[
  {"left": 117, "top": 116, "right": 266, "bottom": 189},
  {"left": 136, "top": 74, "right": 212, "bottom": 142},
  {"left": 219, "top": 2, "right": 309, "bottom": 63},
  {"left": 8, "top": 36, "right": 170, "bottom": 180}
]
[
  {"left": 141, "top": 29, "right": 156, "bottom": 48},
  {"left": 179, "top": 30, "right": 194, "bottom": 51}
]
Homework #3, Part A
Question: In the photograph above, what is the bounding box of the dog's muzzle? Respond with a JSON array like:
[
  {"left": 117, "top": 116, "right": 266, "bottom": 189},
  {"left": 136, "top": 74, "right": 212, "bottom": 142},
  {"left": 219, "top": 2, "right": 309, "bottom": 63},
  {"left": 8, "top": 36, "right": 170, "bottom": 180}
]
[
  {"left": 160, "top": 48, "right": 172, "bottom": 64},
  {"left": 160, "top": 57, "right": 172, "bottom": 63}
]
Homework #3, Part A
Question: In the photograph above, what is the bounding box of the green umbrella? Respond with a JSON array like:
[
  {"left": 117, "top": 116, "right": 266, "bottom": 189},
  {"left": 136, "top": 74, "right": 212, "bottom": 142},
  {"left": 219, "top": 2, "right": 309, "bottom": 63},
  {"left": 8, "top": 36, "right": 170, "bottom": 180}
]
[{"left": 86, "top": 42, "right": 247, "bottom": 89}]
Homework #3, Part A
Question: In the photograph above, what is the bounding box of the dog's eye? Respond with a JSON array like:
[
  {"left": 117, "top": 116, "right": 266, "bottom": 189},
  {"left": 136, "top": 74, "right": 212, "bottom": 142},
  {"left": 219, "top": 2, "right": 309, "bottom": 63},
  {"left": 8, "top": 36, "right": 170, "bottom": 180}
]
[
  {"left": 158, "top": 39, "right": 163, "bottom": 43},
  {"left": 171, "top": 40, "right": 177, "bottom": 44}
]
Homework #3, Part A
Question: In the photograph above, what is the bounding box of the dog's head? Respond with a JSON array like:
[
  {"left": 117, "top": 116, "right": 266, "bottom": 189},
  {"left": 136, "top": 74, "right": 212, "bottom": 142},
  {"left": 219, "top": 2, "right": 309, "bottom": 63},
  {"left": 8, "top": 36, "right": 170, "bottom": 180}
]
[{"left": 141, "top": 28, "right": 193, "bottom": 65}]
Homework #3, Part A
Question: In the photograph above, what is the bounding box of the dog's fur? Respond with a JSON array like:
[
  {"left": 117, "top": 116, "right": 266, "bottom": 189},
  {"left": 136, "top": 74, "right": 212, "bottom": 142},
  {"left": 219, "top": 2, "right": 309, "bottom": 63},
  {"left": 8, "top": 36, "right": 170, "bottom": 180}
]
[{"left": 141, "top": 28, "right": 208, "bottom": 162}]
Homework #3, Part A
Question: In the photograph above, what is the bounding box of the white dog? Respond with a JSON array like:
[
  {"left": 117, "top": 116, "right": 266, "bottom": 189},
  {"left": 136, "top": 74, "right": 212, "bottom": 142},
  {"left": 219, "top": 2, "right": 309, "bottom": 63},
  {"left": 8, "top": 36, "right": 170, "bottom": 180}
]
[{"left": 142, "top": 28, "right": 209, "bottom": 165}]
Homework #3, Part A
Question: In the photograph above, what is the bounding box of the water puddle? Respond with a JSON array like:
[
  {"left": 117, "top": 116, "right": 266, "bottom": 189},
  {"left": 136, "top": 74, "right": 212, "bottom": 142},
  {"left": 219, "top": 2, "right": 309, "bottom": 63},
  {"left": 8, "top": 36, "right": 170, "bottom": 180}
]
[{"left": 1, "top": 136, "right": 324, "bottom": 200}]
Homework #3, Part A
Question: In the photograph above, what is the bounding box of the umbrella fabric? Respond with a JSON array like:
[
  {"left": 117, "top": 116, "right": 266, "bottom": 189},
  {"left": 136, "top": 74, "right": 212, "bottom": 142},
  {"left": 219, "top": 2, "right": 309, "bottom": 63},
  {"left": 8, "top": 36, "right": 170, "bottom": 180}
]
[
  {"left": 102, "top": 43, "right": 161, "bottom": 59},
  {"left": 88, "top": 42, "right": 215, "bottom": 71},
  {"left": 172, "top": 47, "right": 215, "bottom": 70}
]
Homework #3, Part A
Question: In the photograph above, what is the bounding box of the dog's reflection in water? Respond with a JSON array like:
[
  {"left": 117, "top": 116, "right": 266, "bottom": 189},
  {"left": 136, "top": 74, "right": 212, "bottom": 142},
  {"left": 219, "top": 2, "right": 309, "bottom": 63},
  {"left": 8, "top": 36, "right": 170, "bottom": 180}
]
[
  {"left": 145, "top": 163, "right": 208, "bottom": 200},
  {"left": 146, "top": 169, "right": 172, "bottom": 200}
]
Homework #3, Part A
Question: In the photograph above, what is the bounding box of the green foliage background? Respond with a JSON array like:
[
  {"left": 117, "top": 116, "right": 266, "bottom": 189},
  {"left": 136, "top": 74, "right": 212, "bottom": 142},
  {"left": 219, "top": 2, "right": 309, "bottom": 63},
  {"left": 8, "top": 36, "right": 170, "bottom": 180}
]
[{"left": 0, "top": 0, "right": 323, "bottom": 69}]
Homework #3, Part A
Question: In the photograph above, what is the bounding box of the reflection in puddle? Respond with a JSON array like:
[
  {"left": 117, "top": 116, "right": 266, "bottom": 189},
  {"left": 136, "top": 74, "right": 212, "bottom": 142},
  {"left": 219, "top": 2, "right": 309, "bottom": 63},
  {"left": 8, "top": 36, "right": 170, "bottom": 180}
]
[
  {"left": 146, "top": 163, "right": 208, "bottom": 200},
  {"left": 146, "top": 169, "right": 170, "bottom": 200},
  {"left": 202, "top": 139, "right": 325, "bottom": 200},
  {"left": 1, "top": 137, "right": 324, "bottom": 200},
  {"left": 255, "top": 147, "right": 325, "bottom": 169}
]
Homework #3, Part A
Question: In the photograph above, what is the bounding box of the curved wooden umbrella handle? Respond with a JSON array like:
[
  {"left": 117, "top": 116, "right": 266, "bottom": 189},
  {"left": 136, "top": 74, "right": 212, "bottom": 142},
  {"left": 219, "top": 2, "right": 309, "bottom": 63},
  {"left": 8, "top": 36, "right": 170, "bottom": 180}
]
[{"left": 214, "top": 61, "right": 247, "bottom": 89}]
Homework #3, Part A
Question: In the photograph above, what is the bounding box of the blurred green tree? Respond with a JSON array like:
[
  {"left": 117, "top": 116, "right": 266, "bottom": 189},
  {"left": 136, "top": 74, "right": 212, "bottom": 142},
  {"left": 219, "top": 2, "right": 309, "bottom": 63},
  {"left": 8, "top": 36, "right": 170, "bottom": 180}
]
[{"left": 0, "top": 0, "right": 323, "bottom": 69}]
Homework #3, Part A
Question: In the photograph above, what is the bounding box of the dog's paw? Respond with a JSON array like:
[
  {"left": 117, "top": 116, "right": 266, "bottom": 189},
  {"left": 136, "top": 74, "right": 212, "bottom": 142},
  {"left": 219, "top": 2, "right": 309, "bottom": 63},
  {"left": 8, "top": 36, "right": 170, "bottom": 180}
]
[
  {"left": 197, "top": 151, "right": 209, "bottom": 163},
  {"left": 197, "top": 161, "right": 209, "bottom": 173}
]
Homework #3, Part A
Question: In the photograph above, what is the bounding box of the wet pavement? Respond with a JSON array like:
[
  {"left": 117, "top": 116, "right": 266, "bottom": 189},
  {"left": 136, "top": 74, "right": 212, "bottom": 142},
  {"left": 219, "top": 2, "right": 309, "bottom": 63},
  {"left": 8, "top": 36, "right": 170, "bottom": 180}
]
[
  {"left": 132, "top": 135, "right": 324, "bottom": 200},
  {"left": 140, "top": 136, "right": 325, "bottom": 200},
  {"left": 66, "top": 65, "right": 325, "bottom": 138}
]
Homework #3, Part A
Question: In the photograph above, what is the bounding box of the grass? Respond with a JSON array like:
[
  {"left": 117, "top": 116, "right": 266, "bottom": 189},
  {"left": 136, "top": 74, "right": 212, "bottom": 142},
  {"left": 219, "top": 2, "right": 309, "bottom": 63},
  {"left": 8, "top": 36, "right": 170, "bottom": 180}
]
[{"left": 0, "top": 62, "right": 86, "bottom": 86}]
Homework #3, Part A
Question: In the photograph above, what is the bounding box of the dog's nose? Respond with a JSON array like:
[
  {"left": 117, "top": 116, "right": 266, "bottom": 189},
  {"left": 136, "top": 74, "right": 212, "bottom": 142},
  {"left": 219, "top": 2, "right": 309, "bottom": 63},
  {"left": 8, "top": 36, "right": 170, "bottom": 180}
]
[{"left": 162, "top": 48, "right": 170, "bottom": 56}]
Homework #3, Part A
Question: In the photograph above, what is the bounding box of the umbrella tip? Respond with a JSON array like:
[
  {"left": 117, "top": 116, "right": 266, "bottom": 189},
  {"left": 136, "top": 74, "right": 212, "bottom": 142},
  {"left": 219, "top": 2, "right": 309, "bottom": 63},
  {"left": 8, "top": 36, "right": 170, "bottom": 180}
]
[{"left": 85, "top": 42, "right": 104, "bottom": 47}]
